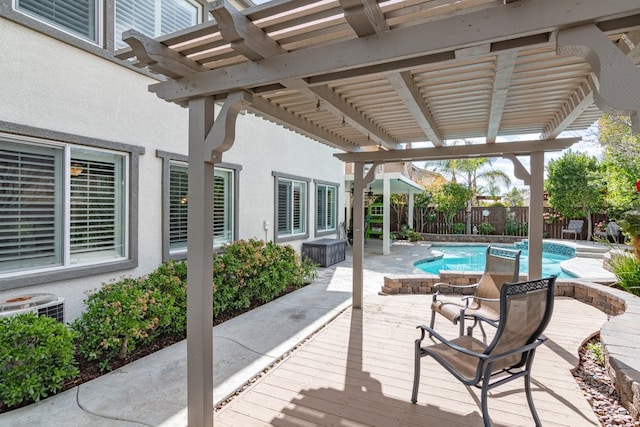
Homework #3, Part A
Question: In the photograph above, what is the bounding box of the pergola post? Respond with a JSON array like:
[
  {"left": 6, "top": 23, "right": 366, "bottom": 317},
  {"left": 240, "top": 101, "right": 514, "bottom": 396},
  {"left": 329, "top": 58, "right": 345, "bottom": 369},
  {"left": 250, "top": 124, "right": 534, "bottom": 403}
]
[
  {"left": 186, "top": 91, "right": 251, "bottom": 426},
  {"left": 382, "top": 175, "right": 391, "bottom": 255},
  {"left": 186, "top": 96, "right": 216, "bottom": 427},
  {"left": 352, "top": 161, "right": 365, "bottom": 309},
  {"left": 528, "top": 151, "right": 545, "bottom": 279}
]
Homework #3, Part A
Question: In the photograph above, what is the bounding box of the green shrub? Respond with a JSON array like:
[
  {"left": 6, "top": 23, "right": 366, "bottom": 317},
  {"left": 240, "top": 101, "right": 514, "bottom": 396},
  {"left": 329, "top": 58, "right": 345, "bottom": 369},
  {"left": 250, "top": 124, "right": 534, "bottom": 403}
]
[
  {"left": 72, "top": 277, "right": 179, "bottom": 371},
  {"left": 212, "top": 239, "right": 317, "bottom": 317},
  {"left": 452, "top": 223, "right": 466, "bottom": 234},
  {"left": 143, "top": 260, "right": 188, "bottom": 335},
  {"left": 477, "top": 222, "right": 495, "bottom": 235},
  {"left": 608, "top": 252, "right": 640, "bottom": 296},
  {"left": 394, "top": 225, "right": 423, "bottom": 241},
  {"left": 586, "top": 341, "right": 605, "bottom": 366},
  {"left": 0, "top": 313, "right": 78, "bottom": 407}
]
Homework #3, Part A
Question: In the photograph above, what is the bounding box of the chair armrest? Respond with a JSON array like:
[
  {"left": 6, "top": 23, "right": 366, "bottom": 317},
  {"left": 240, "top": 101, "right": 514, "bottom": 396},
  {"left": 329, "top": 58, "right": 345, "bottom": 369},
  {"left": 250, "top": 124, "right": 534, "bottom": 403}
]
[{"left": 416, "top": 325, "right": 488, "bottom": 359}]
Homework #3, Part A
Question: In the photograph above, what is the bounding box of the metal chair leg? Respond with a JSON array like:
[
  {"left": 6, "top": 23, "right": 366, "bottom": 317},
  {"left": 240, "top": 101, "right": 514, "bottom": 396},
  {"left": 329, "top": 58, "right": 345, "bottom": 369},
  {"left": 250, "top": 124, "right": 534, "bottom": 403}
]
[{"left": 411, "top": 339, "right": 421, "bottom": 403}]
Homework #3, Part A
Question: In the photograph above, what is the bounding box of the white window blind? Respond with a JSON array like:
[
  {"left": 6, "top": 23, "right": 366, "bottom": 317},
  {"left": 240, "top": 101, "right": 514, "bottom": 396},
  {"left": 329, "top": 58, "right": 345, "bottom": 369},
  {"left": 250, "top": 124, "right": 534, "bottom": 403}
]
[
  {"left": 0, "top": 142, "right": 63, "bottom": 273},
  {"left": 316, "top": 184, "right": 336, "bottom": 231},
  {"left": 168, "top": 164, "right": 233, "bottom": 253},
  {"left": 115, "top": 0, "right": 199, "bottom": 49},
  {"left": 69, "top": 149, "right": 125, "bottom": 263},
  {"left": 16, "top": 0, "right": 99, "bottom": 43}
]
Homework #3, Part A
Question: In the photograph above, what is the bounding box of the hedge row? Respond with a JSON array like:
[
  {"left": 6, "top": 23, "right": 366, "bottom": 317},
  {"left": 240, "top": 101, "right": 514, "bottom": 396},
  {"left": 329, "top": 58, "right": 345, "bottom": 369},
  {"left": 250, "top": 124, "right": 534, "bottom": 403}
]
[{"left": 0, "top": 239, "right": 317, "bottom": 409}]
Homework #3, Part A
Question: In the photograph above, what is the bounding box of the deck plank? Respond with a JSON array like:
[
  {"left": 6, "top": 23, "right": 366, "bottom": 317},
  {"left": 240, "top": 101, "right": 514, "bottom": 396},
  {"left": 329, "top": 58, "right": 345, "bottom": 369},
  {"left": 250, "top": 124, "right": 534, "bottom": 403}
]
[{"left": 215, "top": 294, "right": 604, "bottom": 426}]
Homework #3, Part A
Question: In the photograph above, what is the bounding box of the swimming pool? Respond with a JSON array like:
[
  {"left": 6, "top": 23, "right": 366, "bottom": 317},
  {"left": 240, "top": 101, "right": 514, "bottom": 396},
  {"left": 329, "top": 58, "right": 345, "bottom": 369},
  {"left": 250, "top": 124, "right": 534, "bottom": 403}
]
[{"left": 414, "top": 245, "right": 576, "bottom": 279}]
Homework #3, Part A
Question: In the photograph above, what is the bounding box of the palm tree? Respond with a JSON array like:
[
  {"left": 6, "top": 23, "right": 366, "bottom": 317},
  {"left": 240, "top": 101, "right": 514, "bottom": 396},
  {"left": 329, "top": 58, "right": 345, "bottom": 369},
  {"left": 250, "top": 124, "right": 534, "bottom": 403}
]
[{"left": 426, "top": 143, "right": 511, "bottom": 232}]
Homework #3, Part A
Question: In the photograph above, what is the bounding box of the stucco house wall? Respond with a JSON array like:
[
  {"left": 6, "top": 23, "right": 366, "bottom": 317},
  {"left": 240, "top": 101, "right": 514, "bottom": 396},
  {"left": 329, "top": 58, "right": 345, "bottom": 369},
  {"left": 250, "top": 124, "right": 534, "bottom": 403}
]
[{"left": 0, "top": 17, "right": 345, "bottom": 322}]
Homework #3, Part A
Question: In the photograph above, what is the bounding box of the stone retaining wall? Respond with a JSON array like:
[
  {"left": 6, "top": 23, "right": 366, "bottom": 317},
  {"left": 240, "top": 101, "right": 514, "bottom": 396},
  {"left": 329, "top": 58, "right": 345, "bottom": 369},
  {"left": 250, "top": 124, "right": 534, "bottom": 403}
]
[{"left": 381, "top": 274, "right": 640, "bottom": 419}]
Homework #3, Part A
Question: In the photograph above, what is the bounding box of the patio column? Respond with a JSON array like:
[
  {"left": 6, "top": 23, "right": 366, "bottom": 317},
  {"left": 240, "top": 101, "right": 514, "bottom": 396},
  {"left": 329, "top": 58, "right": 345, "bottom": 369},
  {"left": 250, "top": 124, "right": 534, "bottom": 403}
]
[
  {"left": 528, "top": 151, "right": 545, "bottom": 279},
  {"left": 352, "top": 161, "right": 365, "bottom": 309},
  {"left": 186, "top": 91, "right": 250, "bottom": 426},
  {"left": 408, "top": 190, "right": 414, "bottom": 230},
  {"left": 382, "top": 174, "right": 391, "bottom": 255}
]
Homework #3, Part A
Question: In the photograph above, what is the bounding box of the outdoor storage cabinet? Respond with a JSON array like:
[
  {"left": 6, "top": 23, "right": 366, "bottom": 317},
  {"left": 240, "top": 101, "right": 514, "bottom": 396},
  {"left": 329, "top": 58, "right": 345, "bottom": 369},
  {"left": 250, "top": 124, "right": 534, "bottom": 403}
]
[{"left": 302, "top": 239, "right": 346, "bottom": 267}]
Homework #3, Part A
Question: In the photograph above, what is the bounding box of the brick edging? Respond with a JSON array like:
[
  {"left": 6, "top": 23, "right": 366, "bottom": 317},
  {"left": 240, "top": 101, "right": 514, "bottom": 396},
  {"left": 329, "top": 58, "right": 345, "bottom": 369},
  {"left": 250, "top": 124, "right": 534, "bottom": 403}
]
[{"left": 381, "top": 274, "right": 640, "bottom": 419}]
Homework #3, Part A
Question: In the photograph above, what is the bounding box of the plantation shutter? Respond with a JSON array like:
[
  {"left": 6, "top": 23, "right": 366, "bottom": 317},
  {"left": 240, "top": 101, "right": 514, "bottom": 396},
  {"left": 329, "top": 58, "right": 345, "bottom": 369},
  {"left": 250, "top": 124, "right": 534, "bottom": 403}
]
[
  {"left": 277, "top": 180, "right": 291, "bottom": 235},
  {"left": 17, "top": 0, "right": 98, "bottom": 42},
  {"left": 115, "top": 0, "right": 155, "bottom": 49},
  {"left": 160, "top": 0, "right": 199, "bottom": 35},
  {"left": 213, "top": 170, "right": 232, "bottom": 245},
  {"left": 326, "top": 185, "right": 336, "bottom": 230},
  {"left": 169, "top": 164, "right": 189, "bottom": 250},
  {"left": 292, "top": 182, "right": 305, "bottom": 234},
  {"left": 0, "top": 142, "right": 62, "bottom": 273},
  {"left": 70, "top": 150, "right": 124, "bottom": 261},
  {"left": 316, "top": 186, "right": 326, "bottom": 229},
  {"left": 115, "top": 0, "right": 199, "bottom": 49}
]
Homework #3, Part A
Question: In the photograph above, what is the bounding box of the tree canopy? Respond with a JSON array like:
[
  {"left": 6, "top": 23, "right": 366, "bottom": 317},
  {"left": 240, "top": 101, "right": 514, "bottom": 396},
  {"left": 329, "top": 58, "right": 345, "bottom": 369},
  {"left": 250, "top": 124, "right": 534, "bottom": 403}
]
[
  {"left": 545, "top": 151, "right": 605, "bottom": 239},
  {"left": 430, "top": 182, "right": 472, "bottom": 233}
]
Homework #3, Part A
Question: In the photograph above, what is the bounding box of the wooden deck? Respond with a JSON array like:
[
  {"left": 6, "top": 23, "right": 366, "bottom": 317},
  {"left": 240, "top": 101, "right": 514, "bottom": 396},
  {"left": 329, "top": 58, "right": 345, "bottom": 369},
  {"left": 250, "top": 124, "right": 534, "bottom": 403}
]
[{"left": 214, "top": 294, "right": 606, "bottom": 426}]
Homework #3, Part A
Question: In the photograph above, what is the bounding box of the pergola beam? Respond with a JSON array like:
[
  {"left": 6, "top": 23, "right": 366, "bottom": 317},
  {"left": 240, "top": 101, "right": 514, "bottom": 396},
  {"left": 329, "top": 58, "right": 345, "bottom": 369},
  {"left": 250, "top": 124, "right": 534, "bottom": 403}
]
[
  {"left": 386, "top": 72, "right": 443, "bottom": 147},
  {"left": 119, "top": 29, "right": 206, "bottom": 78},
  {"left": 486, "top": 52, "right": 517, "bottom": 143},
  {"left": 335, "top": 138, "right": 579, "bottom": 163},
  {"left": 248, "top": 95, "right": 360, "bottom": 151},
  {"left": 339, "top": 0, "right": 389, "bottom": 37},
  {"left": 541, "top": 76, "right": 596, "bottom": 139},
  {"left": 149, "top": 0, "right": 640, "bottom": 103}
]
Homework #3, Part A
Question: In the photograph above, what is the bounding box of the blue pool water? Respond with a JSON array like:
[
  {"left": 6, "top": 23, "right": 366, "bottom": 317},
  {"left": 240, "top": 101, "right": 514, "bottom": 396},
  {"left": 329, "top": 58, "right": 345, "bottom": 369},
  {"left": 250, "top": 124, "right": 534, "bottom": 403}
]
[{"left": 414, "top": 245, "right": 576, "bottom": 279}]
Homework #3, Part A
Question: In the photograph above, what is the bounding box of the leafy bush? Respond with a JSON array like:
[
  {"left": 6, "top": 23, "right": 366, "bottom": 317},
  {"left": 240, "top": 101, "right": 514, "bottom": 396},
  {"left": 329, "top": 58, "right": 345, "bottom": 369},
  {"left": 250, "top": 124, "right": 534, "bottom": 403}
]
[
  {"left": 72, "top": 277, "right": 179, "bottom": 371},
  {"left": 393, "top": 225, "right": 423, "bottom": 241},
  {"left": 452, "top": 223, "right": 466, "bottom": 234},
  {"left": 142, "top": 260, "right": 188, "bottom": 335},
  {"left": 608, "top": 252, "right": 640, "bottom": 296},
  {"left": 213, "top": 239, "right": 317, "bottom": 317},
  {"left": 477, "top": 222, "right": 495, "bottom": 235},
  {"left": 0, "top": 313, "right": 78, "bottom": 407}
]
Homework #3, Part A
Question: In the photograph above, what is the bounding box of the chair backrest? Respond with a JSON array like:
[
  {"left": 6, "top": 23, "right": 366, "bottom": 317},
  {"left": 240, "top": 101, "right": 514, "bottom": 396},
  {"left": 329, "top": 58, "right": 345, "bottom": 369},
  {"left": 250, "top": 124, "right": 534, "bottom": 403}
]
[
  {"left": 476, "top": 246, "right": 522, "bottom": 306},
  {"left": 485, "top": 276, "right": 557, "bottom": 371},
  {"left": 567, "top": 220, "right": 584, "bottom": 231}
]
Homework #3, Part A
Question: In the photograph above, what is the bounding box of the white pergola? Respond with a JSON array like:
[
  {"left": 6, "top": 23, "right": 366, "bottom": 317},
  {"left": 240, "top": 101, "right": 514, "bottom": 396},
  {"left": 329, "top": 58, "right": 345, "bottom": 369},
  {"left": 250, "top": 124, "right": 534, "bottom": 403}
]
[{"left": 116, "top": 1, "right": 640, "bottom": 424}]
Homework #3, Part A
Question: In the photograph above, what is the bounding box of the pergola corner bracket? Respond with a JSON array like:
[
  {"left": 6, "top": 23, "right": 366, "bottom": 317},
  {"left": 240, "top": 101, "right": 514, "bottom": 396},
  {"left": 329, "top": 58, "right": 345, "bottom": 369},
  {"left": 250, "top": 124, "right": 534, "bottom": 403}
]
[
  {"left": 205, "top": 91, "right": 253, "bottom": 162},
  {"left": 557, "top": 24, "right": 640, "bottom": 134}
]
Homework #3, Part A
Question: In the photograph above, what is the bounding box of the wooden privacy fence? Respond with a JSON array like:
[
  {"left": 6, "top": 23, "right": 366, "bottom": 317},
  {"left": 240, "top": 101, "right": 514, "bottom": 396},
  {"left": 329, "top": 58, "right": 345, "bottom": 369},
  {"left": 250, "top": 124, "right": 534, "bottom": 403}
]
[{"left": 389, "top": 206, "right": 609, "bottom": 240}]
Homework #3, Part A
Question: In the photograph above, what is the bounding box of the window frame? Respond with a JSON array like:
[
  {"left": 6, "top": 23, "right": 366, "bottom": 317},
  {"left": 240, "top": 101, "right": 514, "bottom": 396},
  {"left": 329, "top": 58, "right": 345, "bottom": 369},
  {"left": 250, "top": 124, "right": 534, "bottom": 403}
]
[
  {"left": 273, "top": 172, "right": 310, "bottom": 243},
  {"left": 314, "top": 179, "right": 339, "bottom": 237},
  {"left": 156, "top": 150, "right": 241, "bottom": 262},
  {"left": 13, "top": 0, "right": 103, "bottom": 46},
  {"left": 0, "top": 121, "right": 143, "bottom": 291}
]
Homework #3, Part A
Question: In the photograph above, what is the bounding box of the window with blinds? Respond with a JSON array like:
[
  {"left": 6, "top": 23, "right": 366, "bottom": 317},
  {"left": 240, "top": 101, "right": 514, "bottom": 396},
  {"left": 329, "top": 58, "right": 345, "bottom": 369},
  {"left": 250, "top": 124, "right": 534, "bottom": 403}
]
[
  {"left": 69, "top": 148, "right": 125, "bottom": 263},
  {"left": 16, "top": 0, "right": 99, "bottom": 43},
  {"left": 0, "top": 138, "right": 128, "bottom": 275},
  {"left": 0, "top": 142, "right": 63, "bottom": 273},
  {"left": 276, "top": 177, "right": 307, "bottom": 237},
  {"left": 115, "top": 0, "right": 200, "bottom": 49},
  {"left": 316, "top": 184, "right": 337, "bottom": 232},
  {"left": 168, "top": 164, "right": 233, "bottom": 253}
]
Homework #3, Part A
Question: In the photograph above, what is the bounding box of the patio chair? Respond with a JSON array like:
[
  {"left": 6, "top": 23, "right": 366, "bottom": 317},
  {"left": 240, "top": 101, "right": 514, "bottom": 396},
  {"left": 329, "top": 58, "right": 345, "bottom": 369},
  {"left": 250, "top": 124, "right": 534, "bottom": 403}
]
[
  {"left": 412, "top": 276, "right": 557, "bottom": 427},
  {"left": 561, "top": 219, "right": 584, "bottom": 241},
  {"left": 430, "top": 246, "right": 521, "bottom": 338}
]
